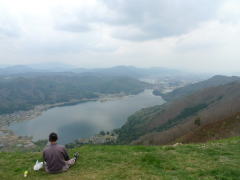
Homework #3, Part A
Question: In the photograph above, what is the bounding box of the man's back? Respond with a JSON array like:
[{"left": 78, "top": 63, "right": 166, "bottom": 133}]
[{"left": 43, "top": 144, "right": 70, "bottom": 173}]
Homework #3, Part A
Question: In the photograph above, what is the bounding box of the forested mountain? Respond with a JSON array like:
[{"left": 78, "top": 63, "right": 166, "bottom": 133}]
[
  {"left": 72, "top": 66, "right": 186, "bottom": 78},
  {"left": 154, "top": 75, "right": 240, "bottom": 101},
  {"left": 0, "top": 75, "right": 149, "bottom": 114},
  {"left": 117, "top": 76, "right": 240, "bottom": 145}
]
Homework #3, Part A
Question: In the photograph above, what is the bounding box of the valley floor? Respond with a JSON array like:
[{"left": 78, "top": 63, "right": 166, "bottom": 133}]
[{"left": 0, "top": 137, "right": 240, "bottom": 180}]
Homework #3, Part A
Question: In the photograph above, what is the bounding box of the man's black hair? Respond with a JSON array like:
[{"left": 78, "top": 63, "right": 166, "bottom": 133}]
[{"left": 49, "top": 132, "right": 58, "bottom": 142}]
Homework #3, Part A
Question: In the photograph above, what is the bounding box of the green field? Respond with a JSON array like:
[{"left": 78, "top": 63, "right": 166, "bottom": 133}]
[{"left": 1, "top": 137, "right": 240, "bottom": 180}]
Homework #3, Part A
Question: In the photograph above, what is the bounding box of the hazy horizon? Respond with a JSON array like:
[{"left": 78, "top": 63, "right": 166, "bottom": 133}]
[
  {"left": 0, "top": 62, "right": 239, "bottom": 76},
  {"left": 1, "top": 0, "right": 240, "bottom": 74}
]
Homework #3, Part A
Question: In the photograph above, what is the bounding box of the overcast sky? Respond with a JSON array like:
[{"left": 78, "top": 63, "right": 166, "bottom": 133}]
[{"left": 0, "top": 0, "right": 240, "bottom": 73}]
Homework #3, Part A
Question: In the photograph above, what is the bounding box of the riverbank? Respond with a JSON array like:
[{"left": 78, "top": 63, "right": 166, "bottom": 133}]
[
  {"left": 65, "top": 131, "right": 118, "bottom": 148},
  {"left": 0, "top": 99, "right": 98, "bottom": 128},
  {"left": 0, "top": 92, "right": 138, "bottom": 151},
  {"left": 0, "top": 92, "right": 133, "bottom": 127},
  {"left": 0, "top": 126, "right": 35, "bottom": 151}
]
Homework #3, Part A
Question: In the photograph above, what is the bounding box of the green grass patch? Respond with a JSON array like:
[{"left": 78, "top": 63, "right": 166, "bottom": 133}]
[{"left": 0, "top": 137, "right": 240, "bottom": 179}]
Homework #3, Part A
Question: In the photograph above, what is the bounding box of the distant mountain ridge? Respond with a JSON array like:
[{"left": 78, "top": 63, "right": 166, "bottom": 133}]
[
  {"left": 117, "top": 75, "right": 240, "bottom": 145},
  {"left": 157, "top": 75, "right": 240, "bottom": 101},
  {"left": 0, "top": 65, "right": 204, "bottom": 80},
  {"left": 0, "top": 64, "right": 74, "bottom": 75},
  {"left": 0, "top": 65, "right": 36, "bottom": 75},
  {"left": 72, "top": 66, "right": 185, "bottom": 77}
]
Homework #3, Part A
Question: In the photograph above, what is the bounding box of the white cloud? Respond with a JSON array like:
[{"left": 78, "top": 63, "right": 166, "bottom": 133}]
[
  {"left": 0, "top": 0, "right": 239, "bottom": 74},
  {"left": 217, "top": 0, "right": 240, "bottom": 23}
]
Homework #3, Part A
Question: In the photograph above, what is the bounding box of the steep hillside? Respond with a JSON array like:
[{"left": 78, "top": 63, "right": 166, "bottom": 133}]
[
  {"left": 156, "top": 75, "right": 240, "bottom": 101},
  {"left": 117, "top": 81, "right": 240, "bottom": 145},
  {"left": 177, "top": 112, "right": 240, "bottom": 143},
  {"left": 0, "top": 137, "right": 240, "bottom": 180}
]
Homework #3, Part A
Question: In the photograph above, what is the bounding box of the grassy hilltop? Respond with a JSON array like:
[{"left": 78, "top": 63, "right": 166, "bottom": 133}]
[{"left": 0, "top": 137, "right": 240, "bottom": 180}]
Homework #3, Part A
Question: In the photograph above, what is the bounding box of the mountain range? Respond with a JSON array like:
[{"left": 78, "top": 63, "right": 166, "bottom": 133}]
[{"left": 0, "top": 64, "right": 207, "bottom": 81}]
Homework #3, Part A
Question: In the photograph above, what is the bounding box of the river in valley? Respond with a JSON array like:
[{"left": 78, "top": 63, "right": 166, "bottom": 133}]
[{"left": 9, "top": 90, "right": 164, "bottom": 144}]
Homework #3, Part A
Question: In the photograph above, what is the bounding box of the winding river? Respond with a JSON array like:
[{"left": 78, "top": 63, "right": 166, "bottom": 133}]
[{"left": 9, "top": 90, "right": 164, "bottom": 144}]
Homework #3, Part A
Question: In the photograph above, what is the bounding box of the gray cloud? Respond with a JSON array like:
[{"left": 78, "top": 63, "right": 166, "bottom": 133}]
[
  {"left": 53, "top": 3, "right": 105, "bottom": 34},
  {"left": 53, "top": 0, "right": 223, "bottom": 41},
  {"left": 101, "top": 0, "right": 223, "bottom": 41},
  {"left": 0, "top": 0, "right": 239, "bottom": 74}
]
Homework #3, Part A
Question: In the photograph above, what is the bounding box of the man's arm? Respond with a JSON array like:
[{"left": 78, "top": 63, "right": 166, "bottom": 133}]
[
  {"left": 43, "top": 151, "right": 47, "bottom": 162},
  {"left": 42, "top": 151, "right": 46, "bottom": 169},
  {"left": 62, "top": 147, "right": 70, "bottom": 161}
]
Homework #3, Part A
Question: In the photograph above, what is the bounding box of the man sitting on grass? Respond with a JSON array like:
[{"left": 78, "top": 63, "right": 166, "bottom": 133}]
[{"left": 43, "top": 132, "right": 79, "bottom": 173}]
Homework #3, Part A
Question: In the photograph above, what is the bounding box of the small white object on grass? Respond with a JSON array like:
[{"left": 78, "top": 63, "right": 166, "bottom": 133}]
[
  {"left": 33, "top": 160, "right": 43, "bottom": 171},
  {"left": 24, "top": 170, "right": 28, "bottom": 177}
]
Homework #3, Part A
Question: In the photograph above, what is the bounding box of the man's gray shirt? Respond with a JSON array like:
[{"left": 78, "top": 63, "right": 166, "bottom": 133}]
[{"left": 43, "top": 144, "right": 70, "bottom": 173}]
